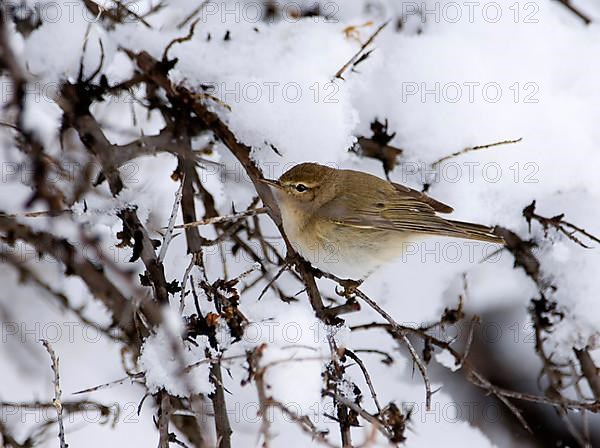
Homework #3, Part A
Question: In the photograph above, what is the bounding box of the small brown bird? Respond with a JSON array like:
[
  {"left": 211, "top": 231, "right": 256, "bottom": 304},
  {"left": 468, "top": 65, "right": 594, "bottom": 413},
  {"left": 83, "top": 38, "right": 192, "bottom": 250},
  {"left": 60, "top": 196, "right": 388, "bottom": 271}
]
[{"left": 262, "top": 163, "right": 504, "bottom": 280}]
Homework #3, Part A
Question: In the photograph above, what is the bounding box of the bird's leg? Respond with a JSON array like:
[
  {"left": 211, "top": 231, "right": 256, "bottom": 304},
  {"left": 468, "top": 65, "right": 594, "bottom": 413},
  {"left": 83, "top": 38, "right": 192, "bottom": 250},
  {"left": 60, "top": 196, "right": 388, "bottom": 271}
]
[
  {"left": 285, "top": 253, "right": 362, "bottom": 298},
  {"left": 335, "top": 278, "right": 363, "bottom": 298},
  {"left": 304, "top": 265, "right": 363, "bottom": 297},
  {"left": 307, "top": 267, "right": 363, "bottom": 297}
]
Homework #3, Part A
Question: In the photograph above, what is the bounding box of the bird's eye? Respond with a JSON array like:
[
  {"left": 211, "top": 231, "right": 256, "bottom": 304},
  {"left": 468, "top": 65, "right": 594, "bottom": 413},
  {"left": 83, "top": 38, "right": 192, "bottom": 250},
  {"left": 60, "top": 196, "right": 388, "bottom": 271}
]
[{"left": 295, "top": 184, "right": 308, "bottom": 192}]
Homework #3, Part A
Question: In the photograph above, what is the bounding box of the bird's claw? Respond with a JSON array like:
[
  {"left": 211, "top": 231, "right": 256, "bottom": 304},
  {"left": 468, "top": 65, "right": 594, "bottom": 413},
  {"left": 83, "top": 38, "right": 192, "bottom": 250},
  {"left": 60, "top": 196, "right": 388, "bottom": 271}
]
[{"left": 335, "top": 279, "right": 362, "bottom": 298}]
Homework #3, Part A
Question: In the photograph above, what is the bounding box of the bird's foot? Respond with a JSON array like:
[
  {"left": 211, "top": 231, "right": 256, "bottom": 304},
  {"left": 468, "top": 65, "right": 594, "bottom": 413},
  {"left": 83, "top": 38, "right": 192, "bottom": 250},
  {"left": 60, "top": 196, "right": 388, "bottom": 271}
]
[{"left": 335, "top": 279, "right": 363, "bottom": 298}]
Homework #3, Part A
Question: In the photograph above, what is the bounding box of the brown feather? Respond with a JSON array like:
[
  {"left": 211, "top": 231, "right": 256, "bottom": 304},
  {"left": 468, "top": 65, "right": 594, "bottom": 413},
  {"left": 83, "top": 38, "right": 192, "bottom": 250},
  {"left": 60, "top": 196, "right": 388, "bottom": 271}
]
[
  {"left": 391, "top": 182, "right": 454, "bottom": 213},
  {"left": 316, "top": 168, "right": 502, "bottom": 244}
]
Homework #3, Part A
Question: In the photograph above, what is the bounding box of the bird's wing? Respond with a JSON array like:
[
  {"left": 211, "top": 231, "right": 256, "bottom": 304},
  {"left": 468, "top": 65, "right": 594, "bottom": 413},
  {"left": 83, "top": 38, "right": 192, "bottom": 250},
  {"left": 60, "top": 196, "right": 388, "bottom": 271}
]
[
  {"left": 390, "top": 182, "right": 453, "bottom": 213},
  {"left": 316, "top": 182, "right": 461, "bottom": 235}
]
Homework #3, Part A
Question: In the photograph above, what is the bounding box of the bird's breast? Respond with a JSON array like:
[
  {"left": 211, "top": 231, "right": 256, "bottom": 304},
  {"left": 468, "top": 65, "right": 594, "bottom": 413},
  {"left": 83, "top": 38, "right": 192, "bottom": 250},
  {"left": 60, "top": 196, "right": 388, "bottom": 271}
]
[{"left": 281, "top": 207, "right": 413, "bottom": 280}]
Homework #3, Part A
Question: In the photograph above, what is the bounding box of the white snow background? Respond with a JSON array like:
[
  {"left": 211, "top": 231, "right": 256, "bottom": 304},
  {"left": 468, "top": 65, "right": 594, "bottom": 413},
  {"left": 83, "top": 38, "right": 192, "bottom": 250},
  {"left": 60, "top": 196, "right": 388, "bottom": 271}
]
[{"left": 2, "top": 0, "right": 600, "bottom": 446}]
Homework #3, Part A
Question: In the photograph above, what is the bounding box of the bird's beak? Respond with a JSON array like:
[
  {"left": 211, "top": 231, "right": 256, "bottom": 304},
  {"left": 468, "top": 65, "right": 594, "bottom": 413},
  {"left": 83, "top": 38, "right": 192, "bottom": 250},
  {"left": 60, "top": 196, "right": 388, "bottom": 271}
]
[{"left": 259, "top": 178, "right": 282, "bottom": 189}]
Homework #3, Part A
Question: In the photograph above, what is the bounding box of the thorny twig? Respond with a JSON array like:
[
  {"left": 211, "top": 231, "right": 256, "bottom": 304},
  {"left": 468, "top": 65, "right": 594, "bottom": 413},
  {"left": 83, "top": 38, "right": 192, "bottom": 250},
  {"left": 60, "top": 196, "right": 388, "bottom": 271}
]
[
  {"left": 432, "top": 137, "right": 522, "bottom": 167},
  {"left": 40, "top": 340, "right": 67, "bottom": 448},
  {"left": 269, "top": 400, "right": 336, "bottom": 447},
  {"left": 323, "top": 391, "right": 390, "bottom": 440},
  {"left": 326, "top": 333, "right": 353, "bottom": 447},
  {"left": 159, "top": 175, "right": 185, "bottom": 263},
  {"left": 118, "top": 208, "right": 171, "bottom": 305},
  {"left": 352, "top": 288, "right": 433, "bottom": 411},
  {"left": 523, "top": 200, "right": 600, "bottom": 248},
  {"left": 344, "top": 349, "right": 382, "bottom": 416},
  {"left": 170, "top": 207, "right": 269, "bottom": 230},
  {"left": 334, "top": 21, "right": 389, "bottom": 80}
]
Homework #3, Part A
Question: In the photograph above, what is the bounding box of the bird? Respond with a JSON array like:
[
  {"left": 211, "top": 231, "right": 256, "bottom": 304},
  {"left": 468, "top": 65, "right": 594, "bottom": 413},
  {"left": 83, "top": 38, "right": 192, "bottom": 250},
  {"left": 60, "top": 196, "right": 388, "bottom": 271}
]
[{"left": 261, "top": 162, "right": 504, "bottom": 280}]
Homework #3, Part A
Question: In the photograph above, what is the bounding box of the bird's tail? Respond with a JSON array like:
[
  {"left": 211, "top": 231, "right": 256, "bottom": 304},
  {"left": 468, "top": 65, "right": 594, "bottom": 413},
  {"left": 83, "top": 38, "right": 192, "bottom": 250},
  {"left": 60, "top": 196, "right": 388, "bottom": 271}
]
[{"left": 445, "top": 220, "right": 504, "bottom": 244}]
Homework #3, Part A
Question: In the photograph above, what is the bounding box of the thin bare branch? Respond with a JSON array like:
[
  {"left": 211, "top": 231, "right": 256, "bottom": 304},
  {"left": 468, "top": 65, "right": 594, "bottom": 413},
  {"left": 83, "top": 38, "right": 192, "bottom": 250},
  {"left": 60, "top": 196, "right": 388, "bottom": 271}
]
[
  {"left": 344, "top": 349, "right": 382, "bottom": 416},
  {"left": 170, "top": 207, "right": 269, "bottom": 230},
  {"left": 334, "top": 21, "right": 389, "bottom": 80},
  {"left": 210, "top": 361, "right": 232, "bottom": 448},
  {"left": 158, "top": 391, "right": 171, "bottom": 448},
  {"left": 159, "top": 176, "right": 185, "bottom": 263},
  {"left": 574, "top": 348, "right": 600, "bottom": 400},
  {"left": 432, "top": 138, "right": 522, "bottom": 167},
  {"left": 40, "top": 340, "right": 67, "bottom": 448},
  {"left": 353, "top": 288, "right": 432, "bottom": 410}
]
